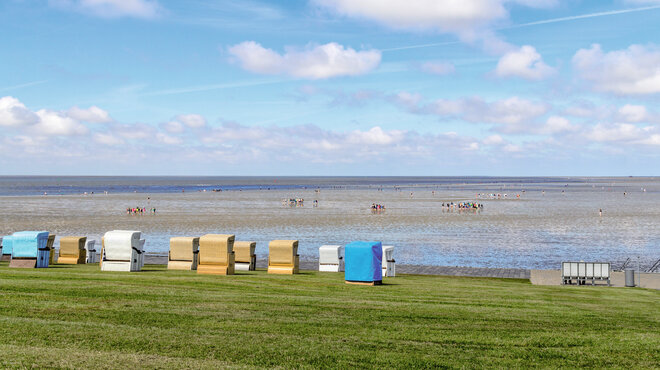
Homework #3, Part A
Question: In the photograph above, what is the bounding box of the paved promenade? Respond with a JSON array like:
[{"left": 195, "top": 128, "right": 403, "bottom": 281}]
[{"left": 144, "top": 254, "right": 531, "bottom": 279}]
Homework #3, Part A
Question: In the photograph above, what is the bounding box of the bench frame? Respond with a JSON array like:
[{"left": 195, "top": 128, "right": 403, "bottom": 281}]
[{"left": 562, "top": 262, "right": 611, "bottom": 286}]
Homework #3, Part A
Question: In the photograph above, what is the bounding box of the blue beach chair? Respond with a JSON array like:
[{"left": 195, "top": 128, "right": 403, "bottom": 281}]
[
  {"left": 9, "top": 231, "right": 50, "bottom": 268},
  {"left": 344, "top": 241, "right": 383, "bottom": 285}
]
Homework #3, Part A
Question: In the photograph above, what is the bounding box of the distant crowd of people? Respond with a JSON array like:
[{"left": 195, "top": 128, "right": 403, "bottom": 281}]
[
  {"left": 442, "top": 202, "right": 483, "bottom": 210},
  {"left": 371, "top": 203, "right": 386, "bottom": 210},
  {"left": 126, "top": 207, "right": 156, "bottom": 215}
]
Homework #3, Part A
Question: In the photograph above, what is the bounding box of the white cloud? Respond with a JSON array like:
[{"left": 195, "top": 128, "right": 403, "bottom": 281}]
[
  {"left": 314, "top": 0, "right": 507, "bottom": 38},
  {"left": 67, "top": 105, "right": 113, "bottom": 123},
  {"left": 93, "top": 132, "right": 124, "bottom": 146},
  {"left": 33, "top": 109, "right": 89, "bottom": 136},
  {"left": 424, "top": 96, "right": 549, "bottom": 125},
  {"left": 585, "top": 123, "right": 658, "bottom": 143},
  {"left": 495, "top": 45, "right": 555, "bottom": 80},
  {"left": 50, "top": 0, "right": 161, "bottom": 19},
  {"left": 162, "top": 120, "right": 185, "bottom": 134},
  {"left": 0, "top": 96, "right": 39, "bottom": 127},
  {"left": 156, "top": 132, "right": 182, "bottom": 145},
  {"left": 483, "top": 134, "right": 505, "bottom": 145},
  {"left": 617, "top": 104, "right": 648, "bottom": 122},
  {"left": 572, "top": 44, "right": 660, "bottom": 94},
  {"left": 420, "top": 61, "right": 455, "bottom": 75},
  {"left": 313, "top": 0, "right": 556, "bottom": 53},
  {"left": 541, "top": 116, "right": 576, "bottom": 134},
  {"left": 174, "top": 114, "right": 206, "bottom": 128},
  {"left": 228, "top": 41, "right": 381, "bottom": 79}
]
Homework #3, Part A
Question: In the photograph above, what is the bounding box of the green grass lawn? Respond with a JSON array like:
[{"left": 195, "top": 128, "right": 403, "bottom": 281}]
[{"left": 0, "top": 262, "right": 658, "bottom": 369}]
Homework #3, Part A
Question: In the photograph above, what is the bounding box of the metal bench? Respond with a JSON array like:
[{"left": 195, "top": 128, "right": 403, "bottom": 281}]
[{"left": 562, "top": 262, "right": 611, "bottom": 286}]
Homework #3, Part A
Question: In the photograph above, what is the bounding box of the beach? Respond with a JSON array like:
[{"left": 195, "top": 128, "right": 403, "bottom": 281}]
[{"left": 1, "top": 176, "right": 659, "bottom": 270}]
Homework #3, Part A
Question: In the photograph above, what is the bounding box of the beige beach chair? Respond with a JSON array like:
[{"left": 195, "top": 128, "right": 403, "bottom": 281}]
[
  {"left": 197, "top": 234, "right": 235, "bottom": 275},
  {"left": 58, "top": 236, "right": 87, "bottom": 264},
  {"left": 267, "top": 240, "right": 299, "bottom": 274},
  {"left": 47, "top": 235, "right": 56, "bottom": 265},
  {"left": 168, "top": 237, "right": 199, "bottom": 270},
  {"left": 234, "top": 241, "right": 256, "bottom": 271}
]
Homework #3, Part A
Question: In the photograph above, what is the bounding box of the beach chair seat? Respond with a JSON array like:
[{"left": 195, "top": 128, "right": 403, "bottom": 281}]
[
  {"left": 345, "top": 241, "right": 383, "bottom": 285},
  {"left": 268, "top": 240, "right": 299, "bottom": 274},
  {"left": 58, "top": 236, "right": 87, "bottom": 264},
  {"left": 197, "top": 234, "right": 235, "bottom": 275},
  {"left": 234, "top": 241, "right": 256, "bottom": 271},
  {"left": 85, "top": 240, "right": 98, "bottom": 263},
  {"left": 9, "top": 231, "right": 50, "bottom": 268},
  {"left": 168, "top": 237, "right": 199, "bottom": 270},
  {"left": 101, "top": 230, "right": 144, "bottom": 272},
  {"left": 319, "top": 245, "right": 344, "bottom": 272},
  {"left": 382, "top": 245, "right": 396, "bottom": 277}
]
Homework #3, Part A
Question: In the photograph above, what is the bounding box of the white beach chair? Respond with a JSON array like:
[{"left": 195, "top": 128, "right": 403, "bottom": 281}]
[
  {"left": 85, "top": 239, "right": 98, "bottom": 263},
  {"left": 319, "top": 245, "right": 344, "bottom": 272},
  {"left": 101, "top": 230, "right": 144, "bottom": 272},
  {"left": 138, "top": 239, "right": 146, "bottom": 268},
  {"left": 382, "top": 245, "right": 395, "bottom": 277}
]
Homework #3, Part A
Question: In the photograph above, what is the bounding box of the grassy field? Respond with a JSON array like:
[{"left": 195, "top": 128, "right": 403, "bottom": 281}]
[{"left": 0, "top": 262, "right": 658, "bottom": 369}]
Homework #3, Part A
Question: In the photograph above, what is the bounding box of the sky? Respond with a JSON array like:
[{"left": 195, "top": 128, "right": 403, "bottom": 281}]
[{"left": 1, "top": 0, "right": 660, "bottom": 176}]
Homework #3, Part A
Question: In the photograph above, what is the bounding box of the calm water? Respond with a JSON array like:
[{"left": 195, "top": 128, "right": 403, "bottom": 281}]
[{"left": 0, "top": 176, "right": 658, "bottom": 270}]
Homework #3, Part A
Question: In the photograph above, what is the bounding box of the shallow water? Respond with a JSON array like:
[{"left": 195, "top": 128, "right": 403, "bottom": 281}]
[{"left": 0, "top": 176, "right": 658, "bottom": 269}]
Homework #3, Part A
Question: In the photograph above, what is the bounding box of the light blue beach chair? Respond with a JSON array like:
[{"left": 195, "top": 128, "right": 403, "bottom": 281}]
[{"left": 9, "top": 231, "right": 50, "bottom": 268}]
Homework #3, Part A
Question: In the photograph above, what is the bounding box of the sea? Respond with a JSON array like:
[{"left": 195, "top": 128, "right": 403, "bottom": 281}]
[{"left": 0, "top": 176, "right": 658, "bottom": 270}]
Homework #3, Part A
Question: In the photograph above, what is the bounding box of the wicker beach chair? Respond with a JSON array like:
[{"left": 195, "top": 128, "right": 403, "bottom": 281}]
[
  {"left": 344, "top": 241, "right": 383, "bottom": 285},
  {"left": 100, "top": 230, "right": 144, "bottom": 272},
  {"left": 267, "top": 240, "right": 299, "bottom": 274},
  {"left": 168, "top": 237, "right": 200, "bottom": 270},
  {"left": 58, "top": 236, "right": 87, "bottom": 264},
  {"left": 9, "top": 231, "right": 51, "bottom": 268},
  {"left": 234, "top": 241, "right": 256, "bottom": 271},
  {"left": 197, "top": 234, "right": 235, "bottom": 275},
  {"left": 382, "top": 245, "right": 396, "bottom": 277},
  {"left": 85, "top": 239, "right": 98, "bottom": 263},
  {"left": 319, "top": 245, "right": 344, "bottom": 272}
]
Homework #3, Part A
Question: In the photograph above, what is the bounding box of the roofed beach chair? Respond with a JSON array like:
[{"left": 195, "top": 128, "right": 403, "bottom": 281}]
[
  {"left": 267, "top": 240, "right": 299, "bottom": 274},
  {"left": 168, "top": 237, "right": 199, "bottom": 270},
  {"left": 58, "top": 236, "right": 87, "bottom": 264},
  {"left": 382, "top": 245, "right": 396, "bottom": 277},
  {"left": 319, "top": 245, "right": 344, "bottom": 272},
  {"left": 197, "top": 234, "right": 235, "bottom": 275},
  {"left": 100, "top": 230, "right": 144, "bottom": 272},
  {"left": 234, "top": 241, "right": 256, "bottom": 271},
  {"left": 1, "top": 236, "right": 12, "bottom": 262},
  {"left": 47, "top": 235, "right": 56, "bottom": 265},
  {"left": 9, "top": 231, "right": 51, "bottom": 268},
  {"left": 85, "top": 239, "right": 98, "bottom": 263},
  {"left": 345, "top": 241, "right": 383, "bottom": 285}
]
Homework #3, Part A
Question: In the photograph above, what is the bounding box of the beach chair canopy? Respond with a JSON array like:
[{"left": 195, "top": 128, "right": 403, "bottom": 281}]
[
  {"left": 319, "top": 245, "right": 343, "bottom": 265},
  {"left": 234, "top": 241, "right": 256, "bottom": 263},
  {"left": 269, "top": 240, "right": 298, "bottom": 265},
  {"left": 11, "top": 231, "right": 49, "bottom": 258},
  {"left": 169, "top": 237, "right": 199, "bottom": 261},
  {"left": 199, "top": 234, "right": 234, "bottom": 265},
  {"left": 345, "top": 241, "right": 382, "bottom": 282},
  {"left": 59, "top": 236, "right": 87, "bottom": 257},
  {"left": 103, "top": 230, "right": 141, "bottom": 261}
]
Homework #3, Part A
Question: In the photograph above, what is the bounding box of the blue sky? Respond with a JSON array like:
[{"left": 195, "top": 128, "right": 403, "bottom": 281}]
[{"left": 1, "top": 0, "right": 660, "bottom": 175}]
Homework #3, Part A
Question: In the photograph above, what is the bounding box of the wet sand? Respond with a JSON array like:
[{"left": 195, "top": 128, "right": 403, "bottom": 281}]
[{"left": 1, "top": 178, "right": 659, "bottom": 269}]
